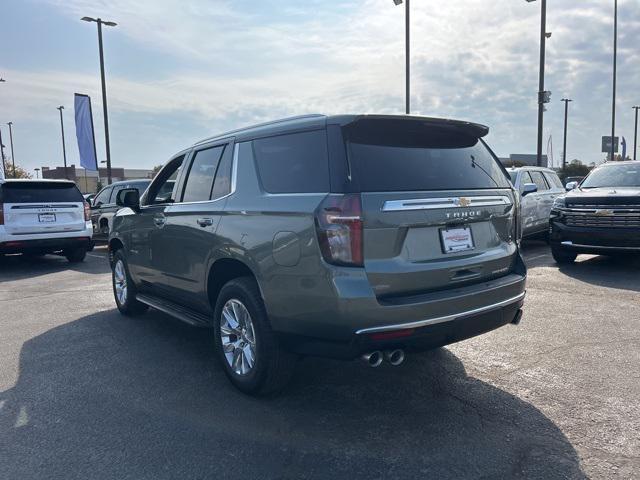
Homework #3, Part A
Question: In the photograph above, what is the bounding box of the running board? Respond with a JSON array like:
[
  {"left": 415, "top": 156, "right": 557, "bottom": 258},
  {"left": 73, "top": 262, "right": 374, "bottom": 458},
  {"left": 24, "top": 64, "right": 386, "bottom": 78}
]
[{"left": 136, "top": 294, "right": 211, "bottom": 328}]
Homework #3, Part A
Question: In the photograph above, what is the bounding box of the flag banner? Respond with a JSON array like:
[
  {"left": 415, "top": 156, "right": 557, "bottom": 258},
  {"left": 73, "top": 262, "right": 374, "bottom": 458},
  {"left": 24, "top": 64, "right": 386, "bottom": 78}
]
[{"left": 74, "top": 93, "right": 98, "bottom": 171}]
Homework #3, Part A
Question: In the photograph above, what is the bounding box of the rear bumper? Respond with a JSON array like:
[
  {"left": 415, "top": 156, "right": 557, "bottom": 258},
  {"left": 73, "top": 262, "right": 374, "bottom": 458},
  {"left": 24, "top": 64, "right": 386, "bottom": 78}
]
[
  {"left": 550, "top": 219, "right": 640, "bottom": 254},
  {"left": 278, "top": 294, "right": 524, "bottom": 360},
  {"left": 270, "top": 253, "right": 527, "bottom": 359},
  {"left": 0, "top": 224, "right": 94, "bottom": 254}
]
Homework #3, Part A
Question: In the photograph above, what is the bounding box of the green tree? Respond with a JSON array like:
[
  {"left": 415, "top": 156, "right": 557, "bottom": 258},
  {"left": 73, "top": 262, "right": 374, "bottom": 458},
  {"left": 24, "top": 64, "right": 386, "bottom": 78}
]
[
  {"left": 558, "top": 159, "right": 592, "bottom": 182},
  {"left": 3, "top": 159, "right": 33, "bottom": 179},
  {"left": 151, "top": 164, "right": 163, "bottom": 177}
]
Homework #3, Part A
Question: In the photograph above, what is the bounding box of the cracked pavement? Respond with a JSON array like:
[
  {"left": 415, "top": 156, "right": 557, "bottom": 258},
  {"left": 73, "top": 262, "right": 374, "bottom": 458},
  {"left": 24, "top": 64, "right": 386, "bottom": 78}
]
[{"left": 0, "top": 242, "right": 638, "bottom": 479}]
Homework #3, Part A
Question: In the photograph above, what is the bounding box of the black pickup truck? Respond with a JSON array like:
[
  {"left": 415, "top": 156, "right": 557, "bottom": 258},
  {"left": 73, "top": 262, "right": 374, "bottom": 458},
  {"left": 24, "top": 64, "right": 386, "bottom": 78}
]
[{"left": 549, "top": 161, "right": 640, "bottom": 263}]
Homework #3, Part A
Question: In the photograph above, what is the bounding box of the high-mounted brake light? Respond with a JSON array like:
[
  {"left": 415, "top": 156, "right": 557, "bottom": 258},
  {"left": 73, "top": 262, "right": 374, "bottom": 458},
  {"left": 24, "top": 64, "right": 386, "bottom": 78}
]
[{"left": 315, "top": 194, "right": 364, "bottom": 267}]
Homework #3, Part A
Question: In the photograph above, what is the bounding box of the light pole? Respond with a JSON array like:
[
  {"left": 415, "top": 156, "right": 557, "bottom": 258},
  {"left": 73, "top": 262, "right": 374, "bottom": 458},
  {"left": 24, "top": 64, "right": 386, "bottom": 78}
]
[
  {"left": 7, "top": 122, "right": 15, "bottom": 178},
  {"left": 393, "top": 0, "right": 410, "bottom": 114},
  {"left": 526, "top": 0, "right": 550, "bottom": 167},
  {"left": 0, "top": 127, "right": 6, "bottom": 177},
  {"left": 633, "top": 106, "right": 640, "bottom": 161},
  {"left": 57, "top": 106, "right": 68, "bottom": 179},
  {"left": 81, "top": 16, "right": 117, "bottom": 185},
  {"left": 611, "top": 0, "right": 618, "bottom": 162},
  {"left": 561, "top": 99, "right": 572, "bottom": 171},
  {"left": 34, "top": 168, "right": 40, "bottom": 179}
]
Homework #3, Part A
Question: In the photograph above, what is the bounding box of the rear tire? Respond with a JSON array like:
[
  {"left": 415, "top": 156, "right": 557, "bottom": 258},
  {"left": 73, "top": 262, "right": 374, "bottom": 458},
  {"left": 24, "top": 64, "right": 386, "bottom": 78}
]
[
  {"left": 64, "top": 248, "right": 87, "bottom": 263},
  {"left": 111, "top": 250, "right": 148, "bottom": 316},
  {"left": 213, "top": 277, "right": 297, "bottom": 396},
  {"left": 552, "top": 247, "right": 577, "bottom": 264}
]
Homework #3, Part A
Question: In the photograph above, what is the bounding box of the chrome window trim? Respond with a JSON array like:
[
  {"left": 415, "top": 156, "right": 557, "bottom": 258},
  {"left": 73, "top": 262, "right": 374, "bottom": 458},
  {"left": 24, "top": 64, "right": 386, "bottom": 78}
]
[
  {"left": 355, "top": 292, "right": 526, "bottom": 335},
  {"left": 167, "top": 143, "right": 239, "bottom": 206},
  {"left": 382, "top": 195, "right": 512, "bottom": 212}
]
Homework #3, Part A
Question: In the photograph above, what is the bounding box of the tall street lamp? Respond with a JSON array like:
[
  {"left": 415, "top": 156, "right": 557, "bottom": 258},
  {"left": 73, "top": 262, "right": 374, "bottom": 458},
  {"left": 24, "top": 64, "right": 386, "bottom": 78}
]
[
  {"left": 633, "top": 106, "right": 640, "bottom": 161},
  {"left": 0, "top": 127, "right": 6, "bottom": 177},
  {"left": 561, "top": 99, "right": 572, "bottom": 171},
  {"left": 526, "top": 0, "right": 550, "bottom": 167},
  {"left": 393, "top": 0, "right": 410, "bottom": 114},
  {"left": 7, "top": 122, "right": 15, "bottom": 178},
  {"left": 81, "top": 16, "right": 117, "bottom": 185},
  {"left": 611, "top": 0, "right": 618, "bottom": 162},
  {"left": 57, "top": 106, "right": 68, "bottom": 179}
]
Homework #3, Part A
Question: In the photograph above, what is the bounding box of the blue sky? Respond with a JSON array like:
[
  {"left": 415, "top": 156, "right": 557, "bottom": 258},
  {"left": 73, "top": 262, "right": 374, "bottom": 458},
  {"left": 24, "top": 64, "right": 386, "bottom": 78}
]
[{"left": 1, "top": 0, "right": 639, "bottom": 176}]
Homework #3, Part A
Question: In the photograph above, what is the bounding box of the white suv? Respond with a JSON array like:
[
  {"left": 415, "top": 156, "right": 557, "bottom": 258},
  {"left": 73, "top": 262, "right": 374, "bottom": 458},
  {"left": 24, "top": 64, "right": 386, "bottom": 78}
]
[{"left": 0, "top": 179, "right": 93, "bottom": 262}]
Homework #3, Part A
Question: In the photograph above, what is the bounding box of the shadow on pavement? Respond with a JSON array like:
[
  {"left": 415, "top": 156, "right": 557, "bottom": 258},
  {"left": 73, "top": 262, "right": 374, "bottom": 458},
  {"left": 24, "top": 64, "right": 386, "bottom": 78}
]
[
  {"left": 559, "top": 254, "right": 640, "bottom": 292},
  {"left": 0, "top": 249, "right": 109, "bottom": 282},
  {"left": 0, "top": 310, "right": 585, "bottom": 479}
]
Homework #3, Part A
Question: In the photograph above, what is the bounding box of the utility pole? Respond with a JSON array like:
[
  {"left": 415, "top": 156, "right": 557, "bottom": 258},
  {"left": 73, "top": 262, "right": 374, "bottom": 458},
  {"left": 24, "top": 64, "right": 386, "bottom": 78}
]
[
  {"left": 7, "top": 122, "right": 15, "bottom": 177},
  {"left": 82, "top": 16, "right": 117, "bottom": 185},
  {"left": 57, "top": 106, "right": 68, "bottom": 179},
  {"left": 392, "top": 1, "right": 410, "bottom": 114},
  {"left": 633, "top": 106, "right": 640, "bottom": 161},
  {"left": 610, "top": 0, "right": 618, "bottom": 162},
  {"left": 561, "top": 99, "right": 572, "bottom": 171},
  {"left": 0, "top": 127, "right": 6, "bottom": 177}
]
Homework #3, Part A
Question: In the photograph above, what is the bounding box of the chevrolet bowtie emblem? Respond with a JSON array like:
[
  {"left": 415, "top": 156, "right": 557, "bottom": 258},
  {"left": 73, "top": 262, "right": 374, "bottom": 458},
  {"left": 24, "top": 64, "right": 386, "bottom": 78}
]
[{"left": 457, "top": 197, "right": 471, "bottom": 207}]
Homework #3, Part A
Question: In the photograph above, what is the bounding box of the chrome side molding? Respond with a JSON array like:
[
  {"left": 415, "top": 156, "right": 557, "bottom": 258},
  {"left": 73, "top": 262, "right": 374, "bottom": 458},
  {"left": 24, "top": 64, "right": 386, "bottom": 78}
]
[{"left": 382, "top": 196, "right": 512, "bottom": 212}]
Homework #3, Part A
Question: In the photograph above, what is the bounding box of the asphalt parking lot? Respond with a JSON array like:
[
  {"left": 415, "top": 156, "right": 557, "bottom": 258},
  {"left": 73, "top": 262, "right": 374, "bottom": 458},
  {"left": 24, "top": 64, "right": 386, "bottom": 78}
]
[{"left": 0, "top": 242, "right": 638, "bottom": 479}]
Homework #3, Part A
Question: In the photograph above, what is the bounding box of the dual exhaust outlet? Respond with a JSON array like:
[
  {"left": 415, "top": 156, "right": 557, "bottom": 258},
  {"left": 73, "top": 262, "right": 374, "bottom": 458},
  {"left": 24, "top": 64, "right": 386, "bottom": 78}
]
[{"left": 362, "top": 349, "right": 405, "bottom": 367}]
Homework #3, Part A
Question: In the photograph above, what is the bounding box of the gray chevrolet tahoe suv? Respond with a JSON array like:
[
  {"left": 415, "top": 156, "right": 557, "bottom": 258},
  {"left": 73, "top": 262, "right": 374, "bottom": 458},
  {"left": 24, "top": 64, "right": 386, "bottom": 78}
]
[{"left": 108, "top": 114, "right": 527, "bottom": 395}]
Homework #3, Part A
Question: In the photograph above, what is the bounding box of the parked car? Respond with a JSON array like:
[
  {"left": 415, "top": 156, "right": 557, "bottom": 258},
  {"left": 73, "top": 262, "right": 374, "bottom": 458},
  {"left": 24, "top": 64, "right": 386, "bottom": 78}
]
[
  {"left": 108, "top": 114, "right": 527, "bottom": 395},
  {"left": 0, "top": 179, "right": 93, "bottom": 262},
  {"left": 90, "top": 180, "right": 152, "bottom": 238},
  {"left": 550, "top": 161, "right": 640, "bottom": 263},
  {"left": 507, "top": 167, "right": 565, "bottom": 238}
]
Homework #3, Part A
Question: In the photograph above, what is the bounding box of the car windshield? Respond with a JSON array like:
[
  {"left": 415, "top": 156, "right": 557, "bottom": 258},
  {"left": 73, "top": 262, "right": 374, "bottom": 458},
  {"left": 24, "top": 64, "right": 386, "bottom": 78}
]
[{"left": 580, "top": 164, "right": 640, "bottom": 188}]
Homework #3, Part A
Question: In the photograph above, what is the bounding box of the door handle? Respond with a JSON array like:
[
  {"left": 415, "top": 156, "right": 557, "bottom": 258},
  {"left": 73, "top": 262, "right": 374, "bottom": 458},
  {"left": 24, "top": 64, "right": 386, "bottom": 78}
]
[
  {"left": 197, "top": 218, "right": 213, "bottom": 227},
  {"left": 154, "top": 216, "right": 166, "bottom": 227}
]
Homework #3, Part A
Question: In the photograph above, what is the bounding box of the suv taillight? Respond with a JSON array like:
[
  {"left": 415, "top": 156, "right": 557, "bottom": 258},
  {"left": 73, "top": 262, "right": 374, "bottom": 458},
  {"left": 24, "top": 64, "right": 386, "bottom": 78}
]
[
  {"left": 0, "top": 203, "right": 4, "bottom": 225},
  {"left": 84, "top": 201, "right": 91, "bottom": 221},
  {"left": 315, "top": 194, "right": 363, "bottom": 267},
  {"left": 513, "top": 192, "right": 522, "bottom": 241}
]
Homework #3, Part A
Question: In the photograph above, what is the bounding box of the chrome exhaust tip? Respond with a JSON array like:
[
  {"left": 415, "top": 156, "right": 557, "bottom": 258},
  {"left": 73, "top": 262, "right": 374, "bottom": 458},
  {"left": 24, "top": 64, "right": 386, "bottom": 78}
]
[
  {"left": 362, "top": 351, "right": 383, "bottom": 368},
  {"left": 384, "top": 349, "right": 405, "bottom": 366}
]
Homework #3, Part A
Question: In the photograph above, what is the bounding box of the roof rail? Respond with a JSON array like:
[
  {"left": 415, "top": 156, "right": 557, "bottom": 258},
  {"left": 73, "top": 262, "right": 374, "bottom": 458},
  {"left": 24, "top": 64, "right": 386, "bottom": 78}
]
[{"left": 194, "top": 114, "right": 326, "bottom": 145}]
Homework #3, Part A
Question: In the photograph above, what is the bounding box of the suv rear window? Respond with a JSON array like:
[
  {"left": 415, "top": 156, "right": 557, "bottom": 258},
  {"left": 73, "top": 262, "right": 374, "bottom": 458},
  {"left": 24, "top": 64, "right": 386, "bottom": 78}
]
[
  {"left": 0, "top": 182, "right": 83, "bottom": 203},
  {"left": 253, "top": 130, "right": 329, "bottom": 193},
  {"left": 343, "top": 120, "right": 510, "bottom": 192}
]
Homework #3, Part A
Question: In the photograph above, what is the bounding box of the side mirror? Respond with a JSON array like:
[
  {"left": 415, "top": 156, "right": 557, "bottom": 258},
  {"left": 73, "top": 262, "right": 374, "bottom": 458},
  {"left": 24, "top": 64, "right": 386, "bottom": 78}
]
[
  {"left": 116, "top": 188, "right": 140, "bottom": 210},
  {"left": 565, "top": 181, "right": 578, "bottom": 191},
  {"left": 521, "top": 183, "right": 538, "bottom": 197}
]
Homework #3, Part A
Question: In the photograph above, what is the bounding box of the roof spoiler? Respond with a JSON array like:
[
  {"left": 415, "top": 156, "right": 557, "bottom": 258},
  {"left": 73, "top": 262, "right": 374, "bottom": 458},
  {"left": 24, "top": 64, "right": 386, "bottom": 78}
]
[{"left": 343, "top": 115, "right": 490, "bottom": 138}]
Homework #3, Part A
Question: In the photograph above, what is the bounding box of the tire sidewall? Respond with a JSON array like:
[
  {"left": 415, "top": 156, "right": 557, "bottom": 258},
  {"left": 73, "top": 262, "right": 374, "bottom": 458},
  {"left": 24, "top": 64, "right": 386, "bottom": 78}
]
[
  {"left": 112, "top": 251, "right": 134, "bottom": 313},
  {"left": 213, "top": 280, "right": 268, "bottom": 393}
]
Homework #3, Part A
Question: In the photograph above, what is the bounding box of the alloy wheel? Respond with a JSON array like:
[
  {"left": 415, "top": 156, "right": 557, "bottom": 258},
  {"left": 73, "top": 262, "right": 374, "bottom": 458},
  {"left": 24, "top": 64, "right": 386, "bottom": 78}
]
[
  {"left": 220, "top": 299, "right": 257, "bottom": 376},
  {"left": 114, "top": 259, "right": 128, "bottom": 305}
]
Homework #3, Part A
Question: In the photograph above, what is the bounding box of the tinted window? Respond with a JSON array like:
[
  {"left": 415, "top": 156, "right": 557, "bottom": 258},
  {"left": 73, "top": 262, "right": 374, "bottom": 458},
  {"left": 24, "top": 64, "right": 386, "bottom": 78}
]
[
  {"left": 581, "top": 164, "right": 640, "bottom": 188},
  {"left": 344, "top": 121, "right": 510, "bottom": 192},
  {"left": 93, "top": 187, "right": 112, "bottom": 206},
  {"left": 544, "top": 172, "right": 563, "bottom": 189},
  {"left": 253, "top": 130, "right": 329, "bottom": 193},
  {"left": 182, "top": 146, "right": 224, "bottom": 202},
  {"left": 1, "top": 182, "right": 83, "bottom": 203},
  {"left": 530, "top": 171, "right": 549, "bottom": 191},
  {"left": 211, "top": 147, "right": 233, "bottom": 199}
]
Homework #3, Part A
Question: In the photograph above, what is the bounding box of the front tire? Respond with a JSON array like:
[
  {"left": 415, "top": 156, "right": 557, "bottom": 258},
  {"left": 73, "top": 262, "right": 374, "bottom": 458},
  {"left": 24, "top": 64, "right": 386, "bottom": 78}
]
[
  {"left": 552, "top": 247, "right": 577, "bottom": 264},
  {"left": 112, "top": 250, "right": 148, "bottom": 316},
  {"left": 213, "top": 277, "right": 296, "bottom": 396}
]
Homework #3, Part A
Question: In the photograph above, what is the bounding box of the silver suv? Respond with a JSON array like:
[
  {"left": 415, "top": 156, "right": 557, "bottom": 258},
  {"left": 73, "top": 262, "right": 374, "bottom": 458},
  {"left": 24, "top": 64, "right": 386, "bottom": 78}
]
[{"left": 109, "top": 114, "right": 527, "bottom": 395}]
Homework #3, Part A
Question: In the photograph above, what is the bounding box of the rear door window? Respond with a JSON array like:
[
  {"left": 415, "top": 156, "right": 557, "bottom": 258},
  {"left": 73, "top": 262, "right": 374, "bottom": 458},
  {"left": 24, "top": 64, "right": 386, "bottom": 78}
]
[
  {"left": 253, "top": 130, "right": 329, "bottom": 193},
  {"left": 182, "top": 146, "right": 225, "bottom": 203},
  {"left": 343, "top": 120, "right": 510, "bottom": 192},
  {"left": 1, "top": 182, "right": 84, "bottom": 203},
  {"left": 530, "top": 171, "right": 549, "bottom": 191},
  {"left": 210, "top": 146, "right": 234, "bottom": 199}
]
